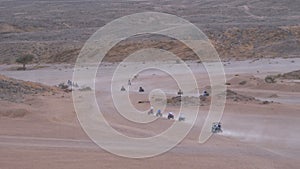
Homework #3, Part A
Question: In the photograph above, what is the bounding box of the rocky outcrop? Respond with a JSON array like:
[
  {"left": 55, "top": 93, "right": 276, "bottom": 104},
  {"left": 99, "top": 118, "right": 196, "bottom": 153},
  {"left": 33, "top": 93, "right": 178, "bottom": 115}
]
[{"left": 0, "top": 75, "right": 58, "bottom": 103}]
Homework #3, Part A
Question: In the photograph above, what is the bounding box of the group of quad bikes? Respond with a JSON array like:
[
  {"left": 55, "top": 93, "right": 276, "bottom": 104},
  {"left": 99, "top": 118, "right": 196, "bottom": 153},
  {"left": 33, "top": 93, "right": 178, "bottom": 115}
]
[
  {"left": 124, "top": 86, "right": 221, "bottom": 133},
  {"left": 147, "top": 109, "right": 185, "bottom": 121},
  {"left": 148, "top": 108, "right": 222, "bottom": 133}
]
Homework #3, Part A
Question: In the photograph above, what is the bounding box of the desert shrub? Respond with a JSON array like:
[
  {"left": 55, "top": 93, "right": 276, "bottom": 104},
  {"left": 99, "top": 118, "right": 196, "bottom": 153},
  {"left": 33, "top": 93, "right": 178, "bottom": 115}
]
[
  {"left": 16, "top": 54, "right": 34, "bottom": 70},
  {"left": 79, "top": 86, "right": 92, "bottom": 91},
  {"left": 239, "top": 80, "right": 247, "bottom": 85},
  {"left": 58, "top": 83, "right": 69, "bottom": 89},
  {"left": 265, "top": 76, "right": 276, "bottom": 83},
  {"left": 0, "top": 109, "right": 29, "bottom": 118}
]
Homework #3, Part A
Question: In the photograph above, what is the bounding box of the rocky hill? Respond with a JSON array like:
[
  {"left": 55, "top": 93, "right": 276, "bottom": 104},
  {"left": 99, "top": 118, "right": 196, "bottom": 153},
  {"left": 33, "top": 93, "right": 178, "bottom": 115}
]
[
  {"left": 0, "top": 0, "right": 299, "bottom": 63},
  {"left": 0, "top": 75, "right": 59, "bottom": 103}
]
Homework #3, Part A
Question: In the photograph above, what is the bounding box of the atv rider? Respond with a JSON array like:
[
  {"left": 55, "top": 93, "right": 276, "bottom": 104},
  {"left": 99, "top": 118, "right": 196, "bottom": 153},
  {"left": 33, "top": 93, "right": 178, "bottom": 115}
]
[
  {"left": 156, "top": 109, "right": 162, "bottom": 117},
  {"left": 168, "top": 112, "right": 174, "bottom": 119}
]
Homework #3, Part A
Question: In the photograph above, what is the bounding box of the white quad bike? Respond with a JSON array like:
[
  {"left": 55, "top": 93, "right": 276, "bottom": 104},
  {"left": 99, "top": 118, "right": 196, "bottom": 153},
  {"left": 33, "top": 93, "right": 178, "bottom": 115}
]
[{"left": 178, "top": 114, "right": 185, "bottom": 121}]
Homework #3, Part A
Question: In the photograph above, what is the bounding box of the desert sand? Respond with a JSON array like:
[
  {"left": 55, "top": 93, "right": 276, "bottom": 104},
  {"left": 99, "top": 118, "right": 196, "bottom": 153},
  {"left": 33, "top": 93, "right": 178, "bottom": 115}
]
[{"left": 0, "top": 58, "right": 299, "bottom": 169}]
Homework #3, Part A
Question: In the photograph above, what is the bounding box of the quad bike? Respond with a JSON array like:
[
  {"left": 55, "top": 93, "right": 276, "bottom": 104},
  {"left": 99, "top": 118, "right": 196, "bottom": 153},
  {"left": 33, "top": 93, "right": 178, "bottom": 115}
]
[
  {"left": 156, "top": 110, "right": 162, "bottom": 117},
  {"left": 211, "top": 122, "right": 222, "bottom": 133},
  {"left": 177, "top": 89, "right": 183, "bottom": 96},
  {"left": 148, "top": 109, "right": 154, "bottom": 115},
  {"left": 178, "top": 115, "right": 185, "bottom": 121},
  {"left": 120, "top": 86, "right": 126, "bottom": 91},
  {"left": 167, "top": 113, "right": 174, "bottom": 120},
  {"left": 202, "top": 90, "right": 209, "bottom": 96},
  {"left": 139, "top": 87, "right": 144, "bottom": 92}
]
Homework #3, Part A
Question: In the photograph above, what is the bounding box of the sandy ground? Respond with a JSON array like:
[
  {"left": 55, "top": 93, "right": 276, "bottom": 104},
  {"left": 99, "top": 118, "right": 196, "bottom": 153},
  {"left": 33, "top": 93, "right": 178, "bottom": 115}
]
[{"left": 0, "top": 58, "right": 300, "bottom": 169}]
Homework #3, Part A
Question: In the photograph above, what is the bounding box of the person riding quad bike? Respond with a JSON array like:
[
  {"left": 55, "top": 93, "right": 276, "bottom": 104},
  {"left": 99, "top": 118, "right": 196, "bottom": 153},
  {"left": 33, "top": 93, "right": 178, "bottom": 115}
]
[
  {"left": 211, "top": 122, "right": 222, "bottom": 133},
  {"left": 167, "top": 112, "right": 174, "bottom": 120},
  {"left": 156, "top": 109, "right": 162, "bottom": 117},
  {"left": 177, "top": 89, "right": 183, "bottom": 96},
  {"left": 178, "top": 113, "right": 185, "bottom": 121},
  {"left": 139, "top": 87, "right": 144, "bottom": 92},
  {"left": 148, "top": 106, "right": 154, "bottom": 115}
]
